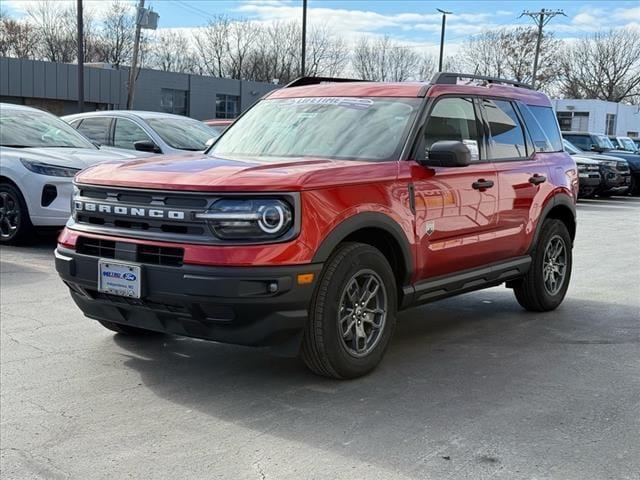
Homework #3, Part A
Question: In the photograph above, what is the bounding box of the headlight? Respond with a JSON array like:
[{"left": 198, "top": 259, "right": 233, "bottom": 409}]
[
  {"left": 601, "top": 160, "right": 618, "bottom": 168},
  {"left": 20, "top": 159, "right": 81, "bottom": 177},
  {"left": 577, "top": 164, "right": 587, "bottom": 172},
  {"left": 196, "top": 198, "right": 293, "bottom": 240}
]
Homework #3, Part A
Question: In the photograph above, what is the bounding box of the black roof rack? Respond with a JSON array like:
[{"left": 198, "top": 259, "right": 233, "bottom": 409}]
[
  {"left": 284, "top": 76, "right": 367, "bottom": 88},
  {"left": 431, "top": 72, "right": 533, "bottom": 90}
]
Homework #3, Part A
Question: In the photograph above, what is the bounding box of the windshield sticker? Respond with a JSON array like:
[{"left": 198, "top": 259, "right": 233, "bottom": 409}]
[{"left": 277, "top": 97, "right": 374, "bottom": 110}]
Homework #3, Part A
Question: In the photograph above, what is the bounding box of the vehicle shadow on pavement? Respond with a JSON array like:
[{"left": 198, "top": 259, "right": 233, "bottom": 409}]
[{"left": 111, "top": 289, "right": 640, "bottom": 478}]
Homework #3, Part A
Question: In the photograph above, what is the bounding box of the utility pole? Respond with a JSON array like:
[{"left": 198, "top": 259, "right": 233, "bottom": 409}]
[
  {"left": 301, "top": 0, "right": 307, "bottom": 76},
  {"left": 127, "top": 0, "right": 145, "bottom": 109},
  {"left": 437, "top": 8, "right": 452, "bottom": 72},
  {"left": 520, "top": 8, "right": 566, "bottom": 88},
  {"left": 76, "top": 0, "right": 84, "bottom": 112}
]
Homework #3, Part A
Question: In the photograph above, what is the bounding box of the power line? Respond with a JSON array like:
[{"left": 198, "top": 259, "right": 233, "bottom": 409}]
[{"left": 519, "top": 8, "right": 566, "bottom": 88}]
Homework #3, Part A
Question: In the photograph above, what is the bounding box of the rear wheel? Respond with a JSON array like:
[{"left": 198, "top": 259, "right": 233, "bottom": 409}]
[
  {"left": 0, "top": 183, "right": 33, "bottom": 245},
  {"left": 513, "top": 219, "right": 572, "bottom": 312},
  {"left": 97, "top": 320, "right": 162, "bottom": 336},
  {"left": 301, "top": 242, "right": 397, "bottom": 379}
]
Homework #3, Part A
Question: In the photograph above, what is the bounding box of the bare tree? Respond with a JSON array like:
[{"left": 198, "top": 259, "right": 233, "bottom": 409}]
[
  {"left": 306, "top": 24, "right": 349, "bottom": 77},
  {"left": 193, "top": 15, "right": 230, "bottom": 77},
  {"left": 417, "top": 54, "right": 438, "bottom": 81},
  {"left": 559, "top": 29, "right": 640, "bottom": 103},
  {"left": 352, "top": 36, "right": 419, "bottom": 81},
  {"left": 26, "top": 0, "right": 77, "bottom": 62},
  {"left": 148, "top": 30, "right": 196, "bottom": 73},
  {"left": 97, "top": 0, "right": 135, "bottom": 68},
  {"left": 0, "top": 10, "right": 38, "bottom": 58}
]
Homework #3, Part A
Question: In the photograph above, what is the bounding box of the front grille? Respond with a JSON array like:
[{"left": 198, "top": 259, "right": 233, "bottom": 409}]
[
  {"left": 77, "top": 237, "right": 184, "bottom": 267},
  {"left": 72, "top": 185, "right": 215, "bottom": 243}
]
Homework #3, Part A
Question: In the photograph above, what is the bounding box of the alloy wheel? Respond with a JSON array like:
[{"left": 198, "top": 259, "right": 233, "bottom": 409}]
[
  {"left": 543, "top": 235, "right": 567, "bottom": 295},
  {"left": 0, "top": 191, "right": 20, "bottom": 240},
  {"left": 338, "top": 269, "right": 388, "bottom": 357}
]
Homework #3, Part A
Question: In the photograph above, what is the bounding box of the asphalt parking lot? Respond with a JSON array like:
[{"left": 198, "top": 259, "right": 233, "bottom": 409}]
[{"left": 1, "top": 197, "right": 639, "bottom": 480}]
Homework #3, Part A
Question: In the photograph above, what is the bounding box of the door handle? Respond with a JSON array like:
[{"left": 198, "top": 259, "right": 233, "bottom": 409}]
[
  {"left": 472, "top": 179, "right": 494, "bottom": 190},
  {"left": 529, "top": 174, "right": 547, "bottom": 185}
]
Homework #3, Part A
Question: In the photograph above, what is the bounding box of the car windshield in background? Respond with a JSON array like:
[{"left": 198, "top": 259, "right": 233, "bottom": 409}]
[
  {"left": 563, "top": 139, "right": 582, "bottom": 155},
  {"left": 619, "top": 138, "right": 637, "bottom": 152},
  {"left": 146, "top": 118, "right": 217, "bottom": 151},
  {"left": 597, "top": 135, "right": 615, "bottom": 149},
  {"left": 0, "top": 110, "right": 94, "bottom": 149},
  {"left": 210, "top": 97, "right": 421, "bottom": 161}
]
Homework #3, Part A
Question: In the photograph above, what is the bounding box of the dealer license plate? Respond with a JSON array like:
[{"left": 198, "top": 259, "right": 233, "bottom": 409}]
[{"left": 98, "top": 260, "right": 141, "bottom": 298}]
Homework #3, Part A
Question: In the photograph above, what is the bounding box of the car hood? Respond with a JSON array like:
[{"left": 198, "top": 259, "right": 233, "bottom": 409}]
[
  {"left": 0, "top": 146, "right": 142, "bottom": 169},
  {"left": 74, "top": 152, "right": 390, "bottom": 191},
  {"left": 573, "top": 155, "right": 601, "bottom": 165}
]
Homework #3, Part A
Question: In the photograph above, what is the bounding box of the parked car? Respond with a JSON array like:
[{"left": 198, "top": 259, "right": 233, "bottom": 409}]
[
  {"left": 563, "top": 139, "right": 630, "bottom": 197},
  {"left": 204, "top": 119, "right": 233, "bottom": 139},
  {"left": 56, "top": 73, "right": 577, "bottom": 379},
  {"left": 633, "top": 138, "right": 640, "bottom": 151},
  {"left": 609, "top": 136, "right": 640, "bottom": 154},
  {"left": 63, "top": 111, "right": 220, "bottom": 155},
  {"left": 0, "top": 103, "right": 141, "bottom": 244},
  {"left": 564, "top": 131, "right": 639, "bottom": 195}
]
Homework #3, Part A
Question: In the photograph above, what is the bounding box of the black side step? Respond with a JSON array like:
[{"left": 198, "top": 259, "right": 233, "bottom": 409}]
[{"left": 400, "top": 256, "right": 531, "bottom": 309}]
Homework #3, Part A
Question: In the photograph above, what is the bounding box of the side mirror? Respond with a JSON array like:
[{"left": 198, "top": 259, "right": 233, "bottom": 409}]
[
  {"left": 134, "top": 140, "right": 161, "bottom": 153},
  {"left": 419, "top": 141, "right": 472, "bottom": 168},
  {"left": 590, "top": 144, "right": 605, "bottom": 153}
]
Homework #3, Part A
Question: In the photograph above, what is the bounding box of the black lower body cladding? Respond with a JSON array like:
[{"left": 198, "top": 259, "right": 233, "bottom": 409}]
[{"left": 55, "top": 247, "right": 323, "bottom": 356}]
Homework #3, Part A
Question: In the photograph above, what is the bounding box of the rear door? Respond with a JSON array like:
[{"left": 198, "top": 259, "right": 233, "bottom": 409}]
[
  {"left": 410, "top": 96, "right": 499, "bottom": 279},
  {"left": 74, "top": 116, "right": 113, "bottom": 146},
  {"left": 480, "top": 98, "right": 553, "bottom": 259}
]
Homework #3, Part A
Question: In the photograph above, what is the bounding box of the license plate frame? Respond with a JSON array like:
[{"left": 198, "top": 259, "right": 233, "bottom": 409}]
[{"left": 98, "top": 260, "right": 142, "bottom": 299}]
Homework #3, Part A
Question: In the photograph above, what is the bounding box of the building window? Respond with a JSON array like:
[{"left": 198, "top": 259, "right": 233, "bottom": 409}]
[
  {"left": 216, "top": 94, "right": 240, "bottom": 119},
  {"left": 556, "top": 111, "right": 589, "bottom": 131},
  {"left": 605, "top": 114, "right": 616, "bottom": 135},
  {"left": 160, "top": 88, "right": 188, "bottom": 116}
]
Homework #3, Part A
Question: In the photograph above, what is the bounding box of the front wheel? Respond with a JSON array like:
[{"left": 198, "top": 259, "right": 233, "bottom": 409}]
[
  {"left": 513, "top": 219, "right": 572, "bottom": 312},
  {"left": 301, "top": 242, "right": 397, "bottom": 379},
  {"left": 0, "top": 183, "right": 33, "bottom": 245}
]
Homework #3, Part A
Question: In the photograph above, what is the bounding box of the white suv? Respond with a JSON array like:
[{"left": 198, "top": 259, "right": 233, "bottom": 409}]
[{"left": 0, "top": 103, "right": 141, "bottom": 244}]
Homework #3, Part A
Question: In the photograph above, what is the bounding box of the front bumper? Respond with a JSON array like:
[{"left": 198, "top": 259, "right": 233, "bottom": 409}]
[
  {"left": 599, "top": 170, "right": 630, "bottom": 193},
  {"left": 55, "top": 247, "right": 322, "bottom": 355}
]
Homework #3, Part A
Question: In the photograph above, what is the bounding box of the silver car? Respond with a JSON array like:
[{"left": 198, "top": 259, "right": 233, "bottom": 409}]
[{"left": 62, "top": 111, "right": 220, "bottom": 155}]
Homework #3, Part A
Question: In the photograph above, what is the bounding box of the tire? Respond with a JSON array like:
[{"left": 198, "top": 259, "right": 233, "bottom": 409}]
[
  {"left": 514, "top": 219, "right": 572, "bottom": 312},
  {"left": 0, "top": 182, "right": 34, "bottom": 245},
  {"left": 97, "top": 320, "right": 161, "bottom": 336},
  {"left": 629, "top": 175, "right": 640, "bottom": 196},
  {"left": 301, "top": 242, "right": 397, "bottom": 379}
]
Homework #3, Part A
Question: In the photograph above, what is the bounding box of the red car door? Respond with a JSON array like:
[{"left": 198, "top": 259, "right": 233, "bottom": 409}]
[
  {"left": 403, "top": 96, "right": 499, "bottom": 280},
  {"left": 479, "top": 98, "right": 553, "bottom": 259}
]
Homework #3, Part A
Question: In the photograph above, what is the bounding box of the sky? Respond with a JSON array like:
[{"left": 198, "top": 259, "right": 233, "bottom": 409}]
[{"left": 5, "top": 0, "right": 640, "bottom": 55}]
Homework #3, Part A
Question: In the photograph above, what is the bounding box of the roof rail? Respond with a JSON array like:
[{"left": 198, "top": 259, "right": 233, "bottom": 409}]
[
  {"left": 431, "top": 72, "right": 533, "bottom": 90},
  {"left": 284, "top": 76, "right": 367, "bottom": 88}
]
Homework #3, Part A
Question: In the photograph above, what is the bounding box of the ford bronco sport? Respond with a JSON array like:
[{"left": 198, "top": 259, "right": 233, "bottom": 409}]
[{"left": 56, "top": 73, "right": 577, "bottom": 379}]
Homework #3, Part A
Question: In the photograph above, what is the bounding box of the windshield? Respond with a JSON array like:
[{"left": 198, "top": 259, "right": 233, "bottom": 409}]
[
  {"left": 563, "top": 139, "right": 582, "bottom": 155},
  {"left": 0, "top": 109, "right": 95, "bottom": 149},
  {"left": 619, "top": 137, "right": 637, "bottom": 152},
  {"left": 210, "top": 97, "right": 421, "bottom": 161},
  {"left": 596, "top": 135, "right": 614, "bottom": 149},
  {"left": 146, "top": 117, "right": 218, "bottom": 151}
]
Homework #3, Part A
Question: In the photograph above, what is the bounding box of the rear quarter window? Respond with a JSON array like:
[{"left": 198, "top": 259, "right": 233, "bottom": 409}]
[{"left": 526, "top": 105, "right": 563, "bottom": 152}]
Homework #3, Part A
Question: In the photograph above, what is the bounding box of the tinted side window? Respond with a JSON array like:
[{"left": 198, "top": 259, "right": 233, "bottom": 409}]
[
  {"left": 113, "top": 119, "right": 152, "bottom": 150},
  {"left": 483, "top": 99, "right": 527, "bottom": 159},
  {"left": 528, "top": 106, "right": 563, "bottom": 152},
  {"left": 76, "top": 117, "right": 111, "bottom": 144},
  {"left": 423, "top": 97, "right": 481, "bottom": 161}
]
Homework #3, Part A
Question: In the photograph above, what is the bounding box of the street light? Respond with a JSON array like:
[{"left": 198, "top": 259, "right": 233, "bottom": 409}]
[{"left": 437, "top": 8, "right": 452, "bottom": 73}]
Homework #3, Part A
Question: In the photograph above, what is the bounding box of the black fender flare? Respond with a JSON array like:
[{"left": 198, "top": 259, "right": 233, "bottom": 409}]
[
  {"left": 529, "top": 193, "right": 576, "bottom": 252},
  {"left": 311, "top": 212, "right": 414, "bottom": 284}
]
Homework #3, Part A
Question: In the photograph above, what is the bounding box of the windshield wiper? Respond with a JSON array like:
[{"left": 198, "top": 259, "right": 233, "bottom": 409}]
[{"left": 1, "top": 144, "right": 32, "bottom": 148}]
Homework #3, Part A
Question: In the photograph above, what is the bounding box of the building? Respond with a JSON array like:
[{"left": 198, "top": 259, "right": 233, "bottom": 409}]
[
  {"left": 553, "top": 98, "right": 640, "bottom": 138},
  {"left": 0, "top": 57, "right": 279, "bottom": 120}
]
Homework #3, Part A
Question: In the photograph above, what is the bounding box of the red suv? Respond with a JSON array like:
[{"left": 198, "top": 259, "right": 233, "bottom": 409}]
[{"left": 56, "top": 73, "right": 578, "bottom": 379}]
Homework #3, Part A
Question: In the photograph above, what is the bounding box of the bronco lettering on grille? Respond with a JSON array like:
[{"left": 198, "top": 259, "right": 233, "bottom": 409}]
[{"left": 74, "top": 201, "right": 186, "bottom": 220}]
